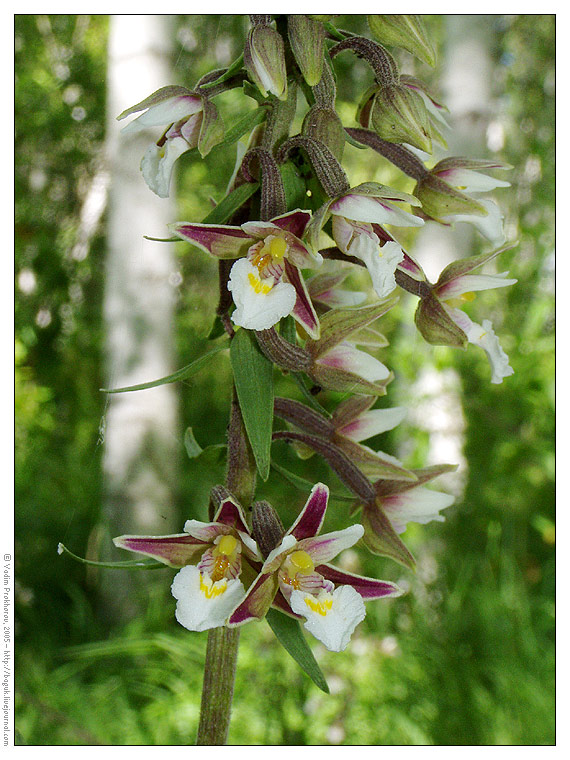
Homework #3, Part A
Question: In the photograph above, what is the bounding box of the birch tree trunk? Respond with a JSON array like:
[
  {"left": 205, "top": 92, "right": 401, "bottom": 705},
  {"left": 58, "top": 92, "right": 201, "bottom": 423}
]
[{"left": 100, "top": 15, "right": 180, "bottom": 622}]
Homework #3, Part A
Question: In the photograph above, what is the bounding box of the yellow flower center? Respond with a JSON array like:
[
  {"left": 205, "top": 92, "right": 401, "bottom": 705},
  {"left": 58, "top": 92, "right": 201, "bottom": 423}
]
[
  {"left": 250, "top": 235, "right": 288, "bottom": 275},
  {"left": 199, "top": 574, "right": 228, "bottom": 599},
  {"left": 304, "top": 595, "right": 333, "bottom": 617},
  {"left": 247, "top": 272, "right": 273, "bottom": 295},
  {"left": 447, "top": 291, "right": 477, "bottom": 308}
]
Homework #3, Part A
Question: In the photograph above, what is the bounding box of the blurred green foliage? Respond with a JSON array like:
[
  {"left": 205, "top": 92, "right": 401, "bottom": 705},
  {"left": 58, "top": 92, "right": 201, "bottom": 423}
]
[{"left": 15, "top": 15, "right": 554, "bottom": 745}]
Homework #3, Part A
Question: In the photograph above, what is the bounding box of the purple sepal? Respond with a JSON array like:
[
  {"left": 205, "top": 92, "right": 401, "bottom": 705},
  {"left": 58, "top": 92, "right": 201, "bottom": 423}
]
[
  {"left": 171, "top": 223, "right": 253, "bottom": 259},
  {"left": 318, "top": 564, "right": 404, "bottom": 600},
  {"left": 112, "top": 533, "right": 206, "bottom": 568},
  {"left": 284, "top": 260, "right": 320, "bottom": 339},
  {"left": 271, "top": 209, "right": 312, "bottom": 238},
  {"left": 287, "top": 482, "right": 329, "bottom": 541},
  {"left": 227, "top": 572, "right": 279, "bottom": 625},
  {"left": 214, "top": 497, "right": 250, "bottom": 535}
]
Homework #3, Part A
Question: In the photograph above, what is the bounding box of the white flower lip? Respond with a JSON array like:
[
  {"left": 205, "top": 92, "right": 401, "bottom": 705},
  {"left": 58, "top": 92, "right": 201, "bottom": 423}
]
[
  {"left": 227, "top": 258, "right": 297, "bottom": 331},
  {"left": 290, "top": 585, "right": 366, "bottom": 652}
]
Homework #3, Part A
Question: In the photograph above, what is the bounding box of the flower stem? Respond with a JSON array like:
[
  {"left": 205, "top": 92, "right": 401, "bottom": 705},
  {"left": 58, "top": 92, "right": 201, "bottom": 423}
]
[{"left": 196, "top": 626, "right": 241, "bottom": 745}]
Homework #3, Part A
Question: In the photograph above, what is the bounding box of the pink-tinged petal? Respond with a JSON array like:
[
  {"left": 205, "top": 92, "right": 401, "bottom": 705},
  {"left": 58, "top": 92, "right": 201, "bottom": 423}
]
[
  {"left": 284, "top": 260, "right": 321, "bottom": 339},
  {"left": 298, "top": 524, "right": 364, "bottom": 564},
  {"left": 330, "top": 195, "right": 423, "bottom": 227},
  {"left": 227, "top": 571, "right": 279, "bottom": 625},
  {"left": 398, "top": 251, "right": 426, "bottom": 281},
  {"left": 437, "top": 272, "right": 517, "bottom": 300},
  {"left": 241, "top": 220, "right": 284, "bottom": 239},
  {"left": 338, "top": 406, "right": 407, "bottom": 443},
  {"left": 270, "top": 209, "right": 312, "bottom": 238},
  {"left": 317, "top": 564, "right": 404, "bottom": 600},
  {"left": 214, "top": 497, "right": 251, "bottom": 534},
  {"left": 262, "top": 534, "right": 298, "bottom": 572},
  {"left": 319, "top": 343, "right": 390, "bottom": 383},
  {"left": 183, "top": 519, "right": 229, "bottom": 542},
  {"left": 435, "top": 167, "right": 510, "bottom": 192},
  {"left": 120, "top": 95, "right": 203, "bottom": 134},
  {"left": 384, "top": 486, "right": 455, "bottom": 534},
  {"left": 113, "top": 533, "right": 206, "bottom": 567},
  {"left": 287, "top": 482, "right": 329, "bottom": 541},
  {"left": 170, "top": 222, "right": 253, "bottom": 259}
]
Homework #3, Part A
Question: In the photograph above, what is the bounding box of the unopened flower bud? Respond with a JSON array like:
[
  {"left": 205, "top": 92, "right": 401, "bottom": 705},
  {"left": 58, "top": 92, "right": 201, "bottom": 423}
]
[
  {"left": 302, "top": 104, "right": 345, "bottom": 161},
  {"left": 367, "top": 15, "right": 437, "bottom": 67},
  {"left": 251, "top": 500, "right": 285, "bottom": 558},
  {"left": 360, "top": 84, "right": 432, "bottom": 153},
  {"left": 245, "top": 24, "right": 288, "bottom": 100},
  {"left": 288, "top": 15, "right": 326, "bottom": 87}
]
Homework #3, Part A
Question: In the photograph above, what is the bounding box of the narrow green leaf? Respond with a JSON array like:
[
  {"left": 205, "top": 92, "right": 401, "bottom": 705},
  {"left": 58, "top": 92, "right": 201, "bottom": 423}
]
[
  {"left": 266, "top": 608, "right": 329, "bottom": 693},
  {"left": 216, "top": 106, "right": 269, "bottom": 151},
  {"left": 100, "top": 345, "right": 227, "bottom": 393},
  {"left": 201, "top": 182, "right": 260, "bottom": 226},
  {"left": 57, "top": 543, "right": 165, "bottom": 570},
  {"left": 230, "top": 329, "right": 274, "bottom": 480}
]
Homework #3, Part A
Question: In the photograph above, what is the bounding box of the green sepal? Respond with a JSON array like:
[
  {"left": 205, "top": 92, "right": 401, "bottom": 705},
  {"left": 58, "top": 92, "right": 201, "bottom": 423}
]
[
  {"left": 360, "top": 503, "right": 416, "bottom": 570},
  {"left": 435, "top": 242, "right": 518, "bottom": 289},
  {"left": 230, "top": 328, "right": 274, "bottom": 481},
  {"left": 414, "top": 293, "right": 468, "bottom": 348},
  {"left": 266, "top": 608, "right": 330, "bottom": 693},
  {"left": 288, "top": 15, "right": 326, "bottom": 87},
  {"left": 367, "top": 15, "right": 437, "bottom": 67},
  {"left": 306, "top": 298, "right": 398, "bottom": 359},
  {"left": 100, "top": 345, "right": 227, "bottom": 393}
]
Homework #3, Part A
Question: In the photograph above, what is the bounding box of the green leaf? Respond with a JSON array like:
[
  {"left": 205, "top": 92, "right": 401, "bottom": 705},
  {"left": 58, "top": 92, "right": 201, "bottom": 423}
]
[
  {"left": 100, "top": 346, "right": 227, "bottom": 393},
  {"left": 57, "top": 543, "right": 165, "bottom": 570},
  {"left": 201, "top": 182, "right": 260, "bottom": 226},
  {"left": 216, "top": 106, "right": 269, "bottom": 151},
  {"left": 266, "top": 609, "right": 329, "bottom": 693},
  {"left": 230, "top": 328, "right": 274, "bottom": 480}
]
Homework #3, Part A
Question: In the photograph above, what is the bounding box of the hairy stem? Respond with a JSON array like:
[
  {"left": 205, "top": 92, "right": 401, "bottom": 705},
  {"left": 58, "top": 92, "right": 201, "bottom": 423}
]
[{"left": 196, "top": 626, "right": 241, "bottom": 745}]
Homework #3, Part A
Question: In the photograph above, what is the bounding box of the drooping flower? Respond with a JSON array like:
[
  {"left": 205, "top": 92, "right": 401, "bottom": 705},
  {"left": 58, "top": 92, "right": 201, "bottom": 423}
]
[
  {"left": 306, "top": 183, "right": 423, "bottom": 300},
  {"left": 228, "top": 483, "right": 403, "bottom": 652},
  {"left": 117, "top": 86, "right": 223, "bottom": 198},
  {"left": 414, "top": 158, "right": 511, "bottom": 246},
  {"left": 304, "top": 300, "right": 398, "bottom": 396},
  {"left": 113, "top": 493, "right": 260, "bottom": 632},
  {"left": 360, "top": 464, "right": 458, "bottom": 569},
  {"left": 414, "top": 247, "right": 517, "bottom": 383},
  {"left": 330, "top": 394, "right": 413, "bottom": 481},
  {"left": 172, "top": 210, "right": 322, "bottom": 337},
  {"left": 244, "top": 21, "right": 288, "bottom": 100}
]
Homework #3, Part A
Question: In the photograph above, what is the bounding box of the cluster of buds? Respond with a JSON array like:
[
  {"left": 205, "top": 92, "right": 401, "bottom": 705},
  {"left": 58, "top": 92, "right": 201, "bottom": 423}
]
[{"left": 111, "top": 14, "right": 516, "bottom": 656}]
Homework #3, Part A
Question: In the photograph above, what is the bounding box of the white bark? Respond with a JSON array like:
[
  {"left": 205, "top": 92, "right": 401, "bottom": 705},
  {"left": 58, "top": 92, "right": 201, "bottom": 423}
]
[{"left": 101, "top": 15, "right": 180, "bottom": 619}]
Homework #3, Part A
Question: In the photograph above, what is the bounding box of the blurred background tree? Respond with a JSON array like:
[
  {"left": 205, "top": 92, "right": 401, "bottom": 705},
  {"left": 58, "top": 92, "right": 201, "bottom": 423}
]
[{"left": 15, "top": 14, "right": 554, "bottom": 745}]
